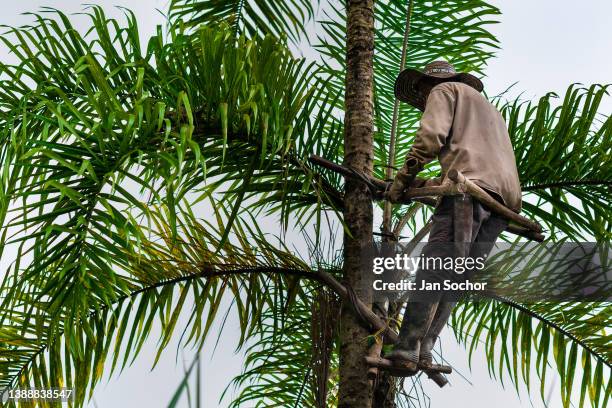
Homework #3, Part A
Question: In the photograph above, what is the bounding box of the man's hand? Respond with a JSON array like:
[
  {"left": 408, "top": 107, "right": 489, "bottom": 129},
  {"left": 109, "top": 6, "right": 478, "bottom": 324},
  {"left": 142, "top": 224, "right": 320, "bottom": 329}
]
[{"left": 385, "top": 158, "right": 421, "bottom": 203}]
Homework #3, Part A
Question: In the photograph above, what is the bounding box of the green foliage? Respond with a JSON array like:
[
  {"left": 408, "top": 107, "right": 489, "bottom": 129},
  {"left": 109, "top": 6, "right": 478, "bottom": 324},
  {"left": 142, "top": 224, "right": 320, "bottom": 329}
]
[
  {"left": 0, "top": 8, "right": 326, "bottom": 407},
  {"left": 499, "top": 84, "right": 612, "bottom": 241},
  {"left": 452, "top": 300, "right": 611, "bottom": 408},
  {"left": 167, "top": 0, "right": 315, "bottom": 43},
  {"left": 0, "top": 196, "right": 317, "bottom": 407},
  {"left": 228, "top": 288, "right": 340, "bottom": 407},
  {"left": 0, "top": 1, "right": 610, "bottom": 408}
]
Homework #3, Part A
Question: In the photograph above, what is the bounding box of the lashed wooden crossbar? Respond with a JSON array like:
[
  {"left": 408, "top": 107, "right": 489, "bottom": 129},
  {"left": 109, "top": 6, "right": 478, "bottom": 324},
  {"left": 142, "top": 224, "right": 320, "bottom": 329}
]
[
  {"left": 365, "top": 356, "right": 451, "bottom": 387},
  {"left": 308, "top": 155, "right": 545, "bottom": 242},
  {"left": 365, "top": 357, "right": 452, "bottom": 375}
]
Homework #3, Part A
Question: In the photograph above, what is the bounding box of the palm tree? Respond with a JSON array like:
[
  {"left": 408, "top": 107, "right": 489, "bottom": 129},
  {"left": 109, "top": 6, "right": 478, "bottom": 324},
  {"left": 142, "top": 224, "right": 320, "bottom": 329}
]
[{"left": 0, "top": 1, "right": 610, "bottom": 407}]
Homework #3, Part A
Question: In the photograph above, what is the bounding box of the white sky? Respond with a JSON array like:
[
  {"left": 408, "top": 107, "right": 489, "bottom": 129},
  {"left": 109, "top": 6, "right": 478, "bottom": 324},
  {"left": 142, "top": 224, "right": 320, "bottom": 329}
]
[{"left": 0, "top": 1, "right": 610, "bottom": 407}]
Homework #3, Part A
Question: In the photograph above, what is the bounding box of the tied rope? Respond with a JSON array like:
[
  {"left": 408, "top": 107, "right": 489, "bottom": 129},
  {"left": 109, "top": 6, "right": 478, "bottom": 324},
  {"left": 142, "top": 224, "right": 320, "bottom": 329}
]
[
  {"left": 343, "top": 280, "right": 375, "bottom": 330},
  {"left": 345, "top": 166, "right": 389, "bottom": 200}
]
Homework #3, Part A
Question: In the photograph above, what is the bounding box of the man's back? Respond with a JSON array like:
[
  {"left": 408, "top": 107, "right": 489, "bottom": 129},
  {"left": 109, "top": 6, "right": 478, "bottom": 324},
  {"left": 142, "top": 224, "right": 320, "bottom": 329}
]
[{"left": 408, "top": 81, "right": 522, "bottom": 212}]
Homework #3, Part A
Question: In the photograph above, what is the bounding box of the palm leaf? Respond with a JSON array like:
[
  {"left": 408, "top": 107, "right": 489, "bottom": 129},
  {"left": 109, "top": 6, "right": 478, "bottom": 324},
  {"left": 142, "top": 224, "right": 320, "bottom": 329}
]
[
  {"left": 499, "top": 84, "right": 612, "bottom": 241},
  {"left": 0, "top": 199, "right": 319, "bottom": 407},
  {"left": 451, "top": 299, "right": 611, "bottom": 408},
  {"left": 0, "top": 8, "right": 328, "bottom": 406},
  {"left": 227, "top": 287, "right": 340, "bottom": 408},
  {"left": 167, "top": 0, "right": 315, "bottom": 43}
]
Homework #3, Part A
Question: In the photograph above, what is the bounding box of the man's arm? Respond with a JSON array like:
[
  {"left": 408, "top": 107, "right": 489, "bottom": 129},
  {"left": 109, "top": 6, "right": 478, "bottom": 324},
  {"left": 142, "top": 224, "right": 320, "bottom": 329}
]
[{"left": 387, "top": 87, "right": 456, "bottom": 202}]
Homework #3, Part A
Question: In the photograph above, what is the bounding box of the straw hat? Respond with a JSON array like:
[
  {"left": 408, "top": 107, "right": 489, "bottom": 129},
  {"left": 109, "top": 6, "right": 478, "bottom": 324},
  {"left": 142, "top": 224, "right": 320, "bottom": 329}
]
[{"left": 394, "top": 61, "right": 483, "bottom": 111}]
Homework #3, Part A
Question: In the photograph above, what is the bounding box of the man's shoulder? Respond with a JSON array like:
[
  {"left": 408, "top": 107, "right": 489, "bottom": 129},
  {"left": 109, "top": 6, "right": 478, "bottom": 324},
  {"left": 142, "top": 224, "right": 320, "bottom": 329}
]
[
  {"left": 434, "top": 81, "right": 496, "bottom": 109},
  {"left": 431, "top": 81, "right": 457, "bottom": 95},
  {"left": 431, "top": 81, "right": 504, "bottom": 118},
  {"left": 432, "top": 81, "right": 480, "bottom": 97}
]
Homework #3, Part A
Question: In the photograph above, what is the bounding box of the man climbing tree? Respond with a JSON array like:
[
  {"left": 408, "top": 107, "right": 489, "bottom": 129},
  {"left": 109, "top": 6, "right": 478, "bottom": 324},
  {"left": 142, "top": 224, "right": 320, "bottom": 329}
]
[
  {"left": 0, "top": 1, "right": 610, "bottom": 407},
  {"left": 384, "top": 60, "right": 523, "bottom": 371}
]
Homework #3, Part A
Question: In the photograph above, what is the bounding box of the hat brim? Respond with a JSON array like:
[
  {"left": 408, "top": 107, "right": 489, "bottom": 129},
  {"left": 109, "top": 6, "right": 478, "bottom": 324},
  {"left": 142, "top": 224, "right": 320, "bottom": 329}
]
[{"left": 394, "top": 68, "right": 484, "bottom": 111}]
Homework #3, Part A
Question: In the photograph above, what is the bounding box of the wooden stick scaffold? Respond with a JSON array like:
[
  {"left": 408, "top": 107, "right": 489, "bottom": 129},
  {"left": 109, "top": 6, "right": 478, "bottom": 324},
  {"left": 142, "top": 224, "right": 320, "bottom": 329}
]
[{"left": 308, "top": 155, "right": 545, "bottom": 242}]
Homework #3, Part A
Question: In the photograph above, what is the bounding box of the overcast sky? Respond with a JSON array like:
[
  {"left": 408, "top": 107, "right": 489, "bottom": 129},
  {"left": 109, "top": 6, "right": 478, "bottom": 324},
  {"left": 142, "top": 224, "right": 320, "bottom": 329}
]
[{"left": 0, "top": 1, "right": 610, "bottom": 407}]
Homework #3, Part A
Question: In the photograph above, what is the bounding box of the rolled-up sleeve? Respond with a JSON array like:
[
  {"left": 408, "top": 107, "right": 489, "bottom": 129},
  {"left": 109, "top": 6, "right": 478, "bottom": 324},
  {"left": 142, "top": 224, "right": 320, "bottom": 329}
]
[{"left": 406, "top": 88, "right": 456, "bottom": 167}]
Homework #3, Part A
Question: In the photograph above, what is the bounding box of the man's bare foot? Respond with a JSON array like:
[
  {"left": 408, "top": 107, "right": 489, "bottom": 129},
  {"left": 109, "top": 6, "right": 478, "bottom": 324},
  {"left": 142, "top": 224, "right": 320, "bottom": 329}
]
[
  {"left": 418, "top": 350, "right": 433, "bottom": 370},
  {"left": 418, "top": 360, "right": 433, "bottom": 370},
  {"left": 385, "top": 349, "right": 418, "bottom": 371}
]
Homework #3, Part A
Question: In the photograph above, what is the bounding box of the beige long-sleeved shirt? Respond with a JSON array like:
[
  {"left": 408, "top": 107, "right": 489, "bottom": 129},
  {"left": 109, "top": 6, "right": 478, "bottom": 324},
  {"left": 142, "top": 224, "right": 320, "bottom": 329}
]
[{"left": 407, "top": 81, "right": 522, "bottom": 212}]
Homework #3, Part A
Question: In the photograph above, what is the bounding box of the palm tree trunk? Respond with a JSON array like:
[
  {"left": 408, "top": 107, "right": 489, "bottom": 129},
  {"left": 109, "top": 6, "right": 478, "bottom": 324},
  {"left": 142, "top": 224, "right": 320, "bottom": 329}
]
[{"left": 338, "top": 1, "right": 375, "bottom": 407}]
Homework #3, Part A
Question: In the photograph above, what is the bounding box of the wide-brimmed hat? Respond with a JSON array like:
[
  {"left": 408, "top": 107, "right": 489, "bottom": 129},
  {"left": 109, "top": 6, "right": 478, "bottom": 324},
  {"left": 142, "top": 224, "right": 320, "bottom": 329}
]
[{"left": 394, "top": 61, "right": 483, "bottom": 111}]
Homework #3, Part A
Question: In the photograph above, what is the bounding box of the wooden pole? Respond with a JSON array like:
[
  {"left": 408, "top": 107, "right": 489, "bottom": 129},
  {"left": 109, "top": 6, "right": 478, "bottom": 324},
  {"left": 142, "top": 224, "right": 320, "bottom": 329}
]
[
  {"left": 367, "top": 341, "right": 384, "bottom": 381},
  {"left": 364, "top": 357, "right": 450, "bottom": 387},
  {"left": 383, "top": 0, "right": 415, "bottom": 237},
  {"left": 447, "top": 169, "right": 543, "bottom": 233},
  {"left": 365, "top": 356, "right": 452, "bottom": 375}
]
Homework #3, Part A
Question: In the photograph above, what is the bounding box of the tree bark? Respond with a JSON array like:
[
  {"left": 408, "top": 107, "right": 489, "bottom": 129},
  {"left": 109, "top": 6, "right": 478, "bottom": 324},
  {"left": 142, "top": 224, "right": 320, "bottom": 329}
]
[{"left": 338, "top": 1, "right": 375, "bottom": 408}]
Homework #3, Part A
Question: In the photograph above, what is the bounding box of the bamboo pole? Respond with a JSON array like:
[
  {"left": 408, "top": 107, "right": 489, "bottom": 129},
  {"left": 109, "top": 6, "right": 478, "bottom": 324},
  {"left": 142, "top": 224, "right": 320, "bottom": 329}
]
[{"left": 383, "top": 0, "right": 415, "bottom": 237}]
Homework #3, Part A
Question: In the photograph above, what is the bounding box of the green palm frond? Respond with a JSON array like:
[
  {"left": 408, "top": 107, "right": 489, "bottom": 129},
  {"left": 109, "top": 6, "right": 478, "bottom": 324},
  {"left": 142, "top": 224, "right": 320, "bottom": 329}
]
[
  {"left": 0, "top": 199, "right": 318, "bottom": 406},
  {"left": 0, "top": 3, "right": 323, "bottom": 318},
  {"left": 499, "top": 84, "right": 612, "bottom": 241},
  {"left": 167, "top": 0, "right": 315, "bottom": 43},
  {"left": 0, "top": 8, "right": 331, "bottom": 406},
  {"left": 452, "top": 299, "right": 611, "bottom": 408},
  {"left": 228, "top": 287, "right": 340, "bottom": 408}
]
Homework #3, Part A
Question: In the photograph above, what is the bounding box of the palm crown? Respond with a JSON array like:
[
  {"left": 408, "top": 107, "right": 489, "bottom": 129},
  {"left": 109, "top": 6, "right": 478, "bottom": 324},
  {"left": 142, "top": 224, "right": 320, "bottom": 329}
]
[{"left": 0, "top": 1, "right": 610, "bottom": 407}]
